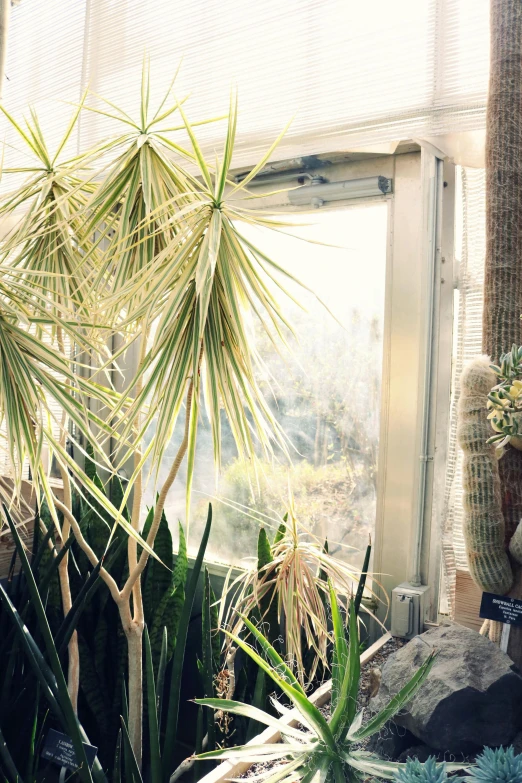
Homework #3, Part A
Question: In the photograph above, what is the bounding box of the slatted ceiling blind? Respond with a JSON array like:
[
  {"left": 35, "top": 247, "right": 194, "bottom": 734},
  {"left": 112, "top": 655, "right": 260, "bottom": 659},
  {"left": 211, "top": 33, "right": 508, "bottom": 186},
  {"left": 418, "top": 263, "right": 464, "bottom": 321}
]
[
  {"left": 2, "top": 0, "right": 489, "bottom": 175},
  {"left": 441, "top": 166, "right": 486, "bottom": 613},
  {"left": 2, "top": 0, "right": 86, "bottom": 164}
]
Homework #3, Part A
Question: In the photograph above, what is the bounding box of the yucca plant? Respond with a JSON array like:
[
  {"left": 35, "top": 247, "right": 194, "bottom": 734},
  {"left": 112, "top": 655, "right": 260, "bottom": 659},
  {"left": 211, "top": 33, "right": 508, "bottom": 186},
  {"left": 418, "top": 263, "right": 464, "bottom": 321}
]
[
  {"left": 0, "top": 61, "right": 329, "bottom": 769},
  {"left": 219, "top": 502, "right": 378, "bottom": 685},
  {"left": 51, "top": 66, "right": 321, "bottom": 766},
  {"left": 196, "top": 587, "right": 468, "bottom": 783},
  {"left": 0, "top": 99, "right": 154, "bottom": 718}
]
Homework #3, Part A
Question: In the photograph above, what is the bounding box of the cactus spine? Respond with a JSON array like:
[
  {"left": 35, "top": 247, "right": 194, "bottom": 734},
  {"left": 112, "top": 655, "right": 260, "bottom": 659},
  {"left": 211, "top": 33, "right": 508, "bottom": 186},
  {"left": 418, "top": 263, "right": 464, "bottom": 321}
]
[{"left": 457, "top": 356, "right": 513, "bottom": 595}]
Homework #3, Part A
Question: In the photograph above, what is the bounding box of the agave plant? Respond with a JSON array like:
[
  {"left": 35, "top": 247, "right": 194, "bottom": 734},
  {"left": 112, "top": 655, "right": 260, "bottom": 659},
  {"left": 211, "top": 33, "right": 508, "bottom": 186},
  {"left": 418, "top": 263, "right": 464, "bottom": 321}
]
[
  {"left": 196, "top": 587, "right": 467, "bottom": 783},
  {"left": 219, "top": 502, "right": 378, "bottom": 686},
  {"left": 468, "top": 747, "right": 522, "bottom": 783},
  {"left": 395, "top": 757, "right": 450, "bottom": 783}
]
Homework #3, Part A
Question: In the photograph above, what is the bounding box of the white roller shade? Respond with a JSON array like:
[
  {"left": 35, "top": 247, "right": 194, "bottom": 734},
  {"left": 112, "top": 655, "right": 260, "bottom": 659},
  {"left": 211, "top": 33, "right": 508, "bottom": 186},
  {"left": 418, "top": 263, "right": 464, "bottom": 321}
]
[{"left": 2, "top": 0, "right": 489, "bottom": 171}]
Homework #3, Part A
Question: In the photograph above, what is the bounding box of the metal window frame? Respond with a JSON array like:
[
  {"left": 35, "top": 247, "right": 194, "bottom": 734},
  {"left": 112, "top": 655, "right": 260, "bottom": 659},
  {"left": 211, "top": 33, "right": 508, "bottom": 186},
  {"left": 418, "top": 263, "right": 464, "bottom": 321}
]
[
  {"left": 201, "top": 147, "right": 457, "bottom": 636},
  {"left": 77, "top": 147, "right": 457, "bottom": 634}
]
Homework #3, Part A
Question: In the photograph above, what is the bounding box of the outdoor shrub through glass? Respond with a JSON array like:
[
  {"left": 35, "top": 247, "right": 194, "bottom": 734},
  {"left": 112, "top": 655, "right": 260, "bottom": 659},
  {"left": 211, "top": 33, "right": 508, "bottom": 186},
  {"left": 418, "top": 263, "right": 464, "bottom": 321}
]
[{"left": 144, "top": 203, "right": 388, "bottom": 566}]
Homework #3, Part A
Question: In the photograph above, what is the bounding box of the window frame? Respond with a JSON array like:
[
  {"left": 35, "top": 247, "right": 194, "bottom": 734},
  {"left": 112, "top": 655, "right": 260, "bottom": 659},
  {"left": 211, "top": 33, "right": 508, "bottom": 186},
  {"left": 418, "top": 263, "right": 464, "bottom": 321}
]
[{"left": 197, "top": 146, "right": 457, "bottom": 633}]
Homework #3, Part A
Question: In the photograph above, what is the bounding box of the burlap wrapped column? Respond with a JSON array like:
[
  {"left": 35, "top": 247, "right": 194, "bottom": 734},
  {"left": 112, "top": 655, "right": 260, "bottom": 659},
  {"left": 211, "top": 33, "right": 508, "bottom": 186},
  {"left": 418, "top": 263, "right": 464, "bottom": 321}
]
[{"left": 483, "top": 0, "right": 522, "bottom": 667}]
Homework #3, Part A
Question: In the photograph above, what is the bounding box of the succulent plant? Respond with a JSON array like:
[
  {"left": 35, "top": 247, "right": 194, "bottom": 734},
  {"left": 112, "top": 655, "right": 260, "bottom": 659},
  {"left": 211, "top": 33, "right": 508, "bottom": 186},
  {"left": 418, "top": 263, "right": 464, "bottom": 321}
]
[
  {"left": 395, "top": 756, "right": 449, "bottom": 783},
  {"left": 469, "top": 747, "right": 522, "bottom": 783},
  {"left": 486, "top": 344, "right": 522, "bottom": 451},
  {"left": 195, "top": 587, "right": 468, "bottom": 783}
]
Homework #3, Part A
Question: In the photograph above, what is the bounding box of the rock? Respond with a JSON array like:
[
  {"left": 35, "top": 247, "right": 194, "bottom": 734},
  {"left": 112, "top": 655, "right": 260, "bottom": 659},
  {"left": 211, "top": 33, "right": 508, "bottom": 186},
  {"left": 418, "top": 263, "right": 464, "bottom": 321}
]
[
  {"left": 513, "top": 731, "right": 522, "bottom": 756},
  {"left": 369, "top": 623, "right": 522, "bottom": 753},
  {"left": 366, "top": 720, "right": 416, "bottom": 760},
  {"left": 397, "top": 745, "right": 440, "bottom": 764}
]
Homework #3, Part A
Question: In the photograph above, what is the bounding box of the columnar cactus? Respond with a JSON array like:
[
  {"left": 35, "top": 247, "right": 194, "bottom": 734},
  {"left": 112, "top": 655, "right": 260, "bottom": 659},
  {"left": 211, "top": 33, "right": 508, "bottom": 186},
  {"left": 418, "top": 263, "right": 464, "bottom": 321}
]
[
  {"left": 457, "top": 356, "right": 513, "bottom": 595},
  {"left": 482, "top": 0, "right": 522, "bottom": 665}
]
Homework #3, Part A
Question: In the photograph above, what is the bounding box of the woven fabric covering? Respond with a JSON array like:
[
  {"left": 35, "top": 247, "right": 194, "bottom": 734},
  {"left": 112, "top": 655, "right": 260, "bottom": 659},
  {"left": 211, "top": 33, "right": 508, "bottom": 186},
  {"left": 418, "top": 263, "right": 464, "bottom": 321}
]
[{"left": 483, "top": 0, "right": 522, "bottom": 664}]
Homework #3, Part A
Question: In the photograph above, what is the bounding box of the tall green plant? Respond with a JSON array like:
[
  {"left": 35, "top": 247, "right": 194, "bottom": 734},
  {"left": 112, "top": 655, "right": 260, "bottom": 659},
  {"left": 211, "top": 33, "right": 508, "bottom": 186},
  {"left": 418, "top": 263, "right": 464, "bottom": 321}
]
[
  {"left": 196, "top": 588, "right": 467, "bottom": 783},
  {"left": 0, "top": 62, "right": 328, "bottom": 768},
  {"left": 220, "top": 506, "right": 380, "bottom": 685}
]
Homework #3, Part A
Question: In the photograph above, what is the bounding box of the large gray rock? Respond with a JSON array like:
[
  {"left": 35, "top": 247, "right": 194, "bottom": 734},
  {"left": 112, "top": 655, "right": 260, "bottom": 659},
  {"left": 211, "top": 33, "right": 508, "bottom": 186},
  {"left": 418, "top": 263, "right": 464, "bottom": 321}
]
[{"left": 369, "top": 623, "right": 522, "bottom": 753}]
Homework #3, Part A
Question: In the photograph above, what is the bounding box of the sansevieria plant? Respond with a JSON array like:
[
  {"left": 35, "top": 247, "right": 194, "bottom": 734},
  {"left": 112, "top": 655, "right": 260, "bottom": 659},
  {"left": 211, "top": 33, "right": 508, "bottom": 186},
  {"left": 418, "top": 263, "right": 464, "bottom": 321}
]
[{"left": 196, "top": 586, "right": 468, "bottom": 783}]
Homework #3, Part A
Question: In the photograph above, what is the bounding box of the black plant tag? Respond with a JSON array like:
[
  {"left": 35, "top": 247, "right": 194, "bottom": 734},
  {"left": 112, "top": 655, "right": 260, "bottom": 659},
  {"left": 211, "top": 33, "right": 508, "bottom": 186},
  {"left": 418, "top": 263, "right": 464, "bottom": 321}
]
[
  {"left": 480, "top": 592, "right": 522, "bottom": 627},
  {"left": 41, "top": 729, "right": 97, "bottom": 771}
]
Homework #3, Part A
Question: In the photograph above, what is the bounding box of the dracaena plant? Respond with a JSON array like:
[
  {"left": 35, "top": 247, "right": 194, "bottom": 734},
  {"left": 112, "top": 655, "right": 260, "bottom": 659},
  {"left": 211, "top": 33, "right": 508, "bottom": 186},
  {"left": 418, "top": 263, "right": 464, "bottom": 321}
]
[
  {"left": 219, "top": 504, "right": 378, "bottom": 686},
  {"left": 0, "top": 98, "right": 150, "bottom": 718},
  {"left": 0, "top": 60, "right": 326, "bottom": 770},
  {"left": 196, "top": 586, "right": 467, "bottom": 783}
]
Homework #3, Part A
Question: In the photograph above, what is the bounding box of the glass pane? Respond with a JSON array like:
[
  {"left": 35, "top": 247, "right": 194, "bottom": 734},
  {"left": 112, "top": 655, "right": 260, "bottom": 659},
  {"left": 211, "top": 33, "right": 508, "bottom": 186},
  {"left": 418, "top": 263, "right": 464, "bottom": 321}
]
[{"left": 144, "top": 203, "right": 388, "bottom": 565}]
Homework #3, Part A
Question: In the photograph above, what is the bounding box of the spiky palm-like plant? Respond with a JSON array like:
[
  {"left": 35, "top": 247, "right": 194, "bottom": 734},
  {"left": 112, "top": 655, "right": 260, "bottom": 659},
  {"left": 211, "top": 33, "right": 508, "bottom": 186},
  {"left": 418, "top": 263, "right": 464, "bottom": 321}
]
[
  {"left": 1, "top": 61, "right": 328, "bottom": 768},
  {"left": 0, "top": 99, "right": 145, "bottom": 713},
  {"left": 197, "top": 587, "right": 468, "bottom": 783}
]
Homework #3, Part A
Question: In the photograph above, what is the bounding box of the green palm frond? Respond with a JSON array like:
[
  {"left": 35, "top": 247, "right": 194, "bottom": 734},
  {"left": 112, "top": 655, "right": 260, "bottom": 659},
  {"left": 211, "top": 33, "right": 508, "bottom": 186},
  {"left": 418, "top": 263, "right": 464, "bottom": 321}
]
[
  {"left": 0, "top": 99, "right": 102, "bottom": 314},
  {"left": 96, "top": 93, "right": 314, "bottom": 527}
]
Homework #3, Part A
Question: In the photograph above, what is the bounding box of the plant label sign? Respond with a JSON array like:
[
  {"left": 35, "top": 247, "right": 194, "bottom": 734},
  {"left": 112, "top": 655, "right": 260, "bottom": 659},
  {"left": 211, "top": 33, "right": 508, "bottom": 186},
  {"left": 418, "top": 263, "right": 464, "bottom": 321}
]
[
  {"left": 41, "top": 729, "right": 97, "bottom": 771},
  {"left": 479, "top": 592, "right": 522, "bottom": 627}
]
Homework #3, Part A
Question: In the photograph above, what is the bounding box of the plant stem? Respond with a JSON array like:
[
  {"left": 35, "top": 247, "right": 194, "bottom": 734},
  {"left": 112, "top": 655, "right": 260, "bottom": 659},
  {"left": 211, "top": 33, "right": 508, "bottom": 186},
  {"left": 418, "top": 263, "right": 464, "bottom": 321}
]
[
  {"left": 56, "top": 324, "right": 80, "bottom": 714},
  {"left": 124, "top": 331, "right": 147, "bottom": 768},
  {"left": 122, "top": 366, "right": 198, "bottom": 601},
  {"left": 122, "top": 344, "right": 201, "bottom": 767}
]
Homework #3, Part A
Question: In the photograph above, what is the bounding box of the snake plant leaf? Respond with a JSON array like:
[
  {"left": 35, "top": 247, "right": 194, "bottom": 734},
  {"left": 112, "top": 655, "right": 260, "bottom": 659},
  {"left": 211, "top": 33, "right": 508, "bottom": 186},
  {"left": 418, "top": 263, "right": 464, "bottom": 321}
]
[
  {"left": 172, "top": 522, "right": 188, "bottom": 589},
  {"left": 0, "top": 726, "right": 22, "bottom": 783},
  {"left": 354, "top": 538, "right": 371, "bottom": 618},
  {"left": 156, "top": 627, "right": 168, "bottom": 725},
  {"left": 144, "top": 626, "right": 162, "bottom": 783},
  {"left": 162, "top": 503, "right": 212, "bottom": 782},
  {"left": 246, "top": 668, "right": 268, "bottom": 742},
  {"left": 112, "top": 730, "right": 122, "bottom": 783},
  {"left": 143, "top": 507, "right": 174, "bottom": 623},
  {"left": 120, "top": 717, "right": 144, "bottom": 783},
  {"left": 149, "top": 581, "right": 184, "bottom": 670},
  {"left": 202, "top": 568, "right": 216, "bottom": 753},
  {"left": 78, "top": 634, "right": 111, "bottom": 738},
  {"left": 3, "top": 509, "right": 99, "bottom": 783},
  {"left": 0, "top": 581, "right": 62, "bottom": 719}
]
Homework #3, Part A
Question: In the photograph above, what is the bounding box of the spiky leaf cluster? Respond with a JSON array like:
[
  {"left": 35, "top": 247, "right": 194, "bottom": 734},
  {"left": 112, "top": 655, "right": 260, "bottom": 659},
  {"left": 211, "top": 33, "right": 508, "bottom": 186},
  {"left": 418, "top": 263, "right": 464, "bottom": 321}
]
[
  {"left": 469, "top": 747, "right": 522, "bottom": 783},
  {"left": 395, "top": 757, "right": 449, "bottom": 783},
  {"left": 195, "top": 588, "right": 468, "bottom": 783}
]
